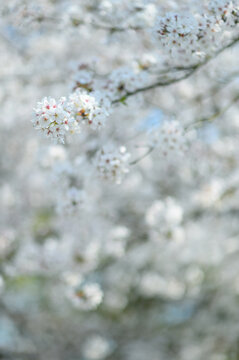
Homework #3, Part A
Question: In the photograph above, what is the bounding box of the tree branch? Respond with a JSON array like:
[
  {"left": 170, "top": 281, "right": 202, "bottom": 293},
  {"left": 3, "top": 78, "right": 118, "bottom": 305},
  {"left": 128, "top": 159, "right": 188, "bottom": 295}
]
[
  {"left": 185, "top": 93, "right": 239, "bottom": 131},
  {"left": 129, "top": 146, "right": 154, "bottom": 165},
  {"left": 112, "top": 35, "right": 239, "bottom": 104}
]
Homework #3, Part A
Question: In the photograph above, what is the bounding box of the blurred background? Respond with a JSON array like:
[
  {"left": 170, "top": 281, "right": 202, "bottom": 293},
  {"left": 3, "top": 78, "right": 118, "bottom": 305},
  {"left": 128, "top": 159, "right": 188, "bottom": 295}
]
[{"left": 1, "top": 1, "right": 239, "bottom": 360}]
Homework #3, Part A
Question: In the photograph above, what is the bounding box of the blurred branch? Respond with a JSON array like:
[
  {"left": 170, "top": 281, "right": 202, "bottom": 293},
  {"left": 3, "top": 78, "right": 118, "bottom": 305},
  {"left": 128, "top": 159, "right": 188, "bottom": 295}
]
[
  {"left": 197, "top": 70, "right": 239, "bottom": 100},
  {"left": 129, "top": 90, "right": 239, "bottom": 165},
  {"left": 129, "top": 146, "right": 154, "bottom": 165},
  {"left": 89, "top": 20, "right": 142, "bottom": 33},
  {"left": 186, "top": 93, "right": 239, "bottom": 131},
  {"left": 113, "top": 36, "right": 239, "bottom": 104}
]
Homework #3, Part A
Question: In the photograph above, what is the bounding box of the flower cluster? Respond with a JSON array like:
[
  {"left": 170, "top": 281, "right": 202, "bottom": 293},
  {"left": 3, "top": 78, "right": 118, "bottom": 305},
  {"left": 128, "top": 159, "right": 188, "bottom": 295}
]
[
  {"left": 153, "top": 13, "right": 199, "bottom": 56},
  {"left": 3, "top": 0, "right": 239, "bottom": 359},
  {"left": 210, "top": 0, "right": 239, "bottom": 27},
  {"left": 153, "top": 1, "right": 239, "bottom": 60},
  {"left": 32, "top": 90, "right": 110, "bottom": 143},
  {"left": 95, "top": 145, "right": 131, "bottom": 184},
  {"left": 32, "top": 97, "right": 72, "bottom": 143},
  {"left": 148, "top": 120, "right": 187, "bottom": 159},
  {"left": 209, "top": 0, "right": 233, "bottom": 13},
  {"left": 69, "top": 90, "right": 110, "bottom": 130}
]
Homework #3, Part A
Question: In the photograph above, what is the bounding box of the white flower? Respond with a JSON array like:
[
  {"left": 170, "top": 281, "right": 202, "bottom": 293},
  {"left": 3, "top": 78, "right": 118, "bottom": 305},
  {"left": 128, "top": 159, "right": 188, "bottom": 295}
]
[
  {"left": 67, "top": 282, "right": 103, "bottom": 310},
  {"left": 95, "top": 145, "right": 131, "bottom": 184},
  {"left": 82, "top": 335, "right": 114, "bottom": 360}
]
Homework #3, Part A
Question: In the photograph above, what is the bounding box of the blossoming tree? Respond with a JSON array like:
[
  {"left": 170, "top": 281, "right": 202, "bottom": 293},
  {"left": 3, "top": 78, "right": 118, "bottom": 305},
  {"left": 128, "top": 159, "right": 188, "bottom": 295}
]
[{"left": 1, "top": 0, "right": 239, "bottom": 359}]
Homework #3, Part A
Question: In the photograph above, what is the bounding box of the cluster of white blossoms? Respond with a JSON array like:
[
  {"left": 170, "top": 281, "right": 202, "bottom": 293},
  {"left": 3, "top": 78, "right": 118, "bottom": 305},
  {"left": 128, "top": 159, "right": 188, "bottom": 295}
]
[
  {"left": 95, "top": 145, "right": 131, "bottom": 184},
  {"left": 32, "top": 90, "right": 110, "bottom": 143},
  {"left": 67, "top": 281, "right": 103, "bottom": 311},
  {"left": 208, "top": 0, "right": 239, "bottom": 24},
  {"left": 153, "top": 13, "right": 199, "bottom": 56},
  {"left": 148, "top": 120, "right": 187, "bottom": 159},
  {"left": 152, "top": 1, "right": 239, "bottom": 60},
  {"left": 3, "top": 0, "right": 239, "bottom": 358},
  {"left": 68, "top": 89, "right": 110, "bottom": 130},
  {"left": 32, "top": 96, "right": 72, "bottom": 143}
]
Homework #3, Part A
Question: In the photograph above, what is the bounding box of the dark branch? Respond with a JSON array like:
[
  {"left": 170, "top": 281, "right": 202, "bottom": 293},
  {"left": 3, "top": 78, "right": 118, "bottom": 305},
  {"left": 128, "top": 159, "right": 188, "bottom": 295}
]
[{"left": 112, "top": 36, "right": 239, "bottom": 104}]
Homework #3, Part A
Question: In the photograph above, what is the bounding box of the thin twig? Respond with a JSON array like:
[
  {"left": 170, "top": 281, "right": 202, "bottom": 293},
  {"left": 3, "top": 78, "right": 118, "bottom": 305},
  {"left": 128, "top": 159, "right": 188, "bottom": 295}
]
[
  {"left": 185, "top": 93, "right": 239, "bottom": 131},
  {"left": 129, "top": 146, "right": 154, "bottom": 165}
]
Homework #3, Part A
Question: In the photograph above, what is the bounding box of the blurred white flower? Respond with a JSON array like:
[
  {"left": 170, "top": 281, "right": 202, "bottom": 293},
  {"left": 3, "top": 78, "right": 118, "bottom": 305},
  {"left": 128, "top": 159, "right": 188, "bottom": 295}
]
[
  {"left": 67, "top": 282, "right": 103, "bottom": 310},
  {"left": 95, "top": 145, "right": 131, "bottom": 184},
  {"left": 82, "top": 335, "right": 114, "bottom": 360}
]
